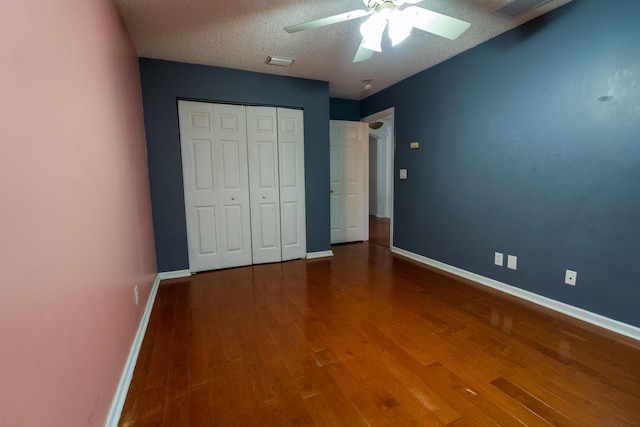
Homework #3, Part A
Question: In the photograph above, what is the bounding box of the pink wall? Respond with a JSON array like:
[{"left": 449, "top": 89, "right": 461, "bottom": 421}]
[{"left": 0, "top": 1, "right": 156, "bottom": 425}]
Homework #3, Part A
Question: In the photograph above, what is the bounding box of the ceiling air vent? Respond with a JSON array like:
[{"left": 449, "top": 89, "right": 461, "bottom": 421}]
[{"left": 493, "top": 0, "right": 553, "bottom": 18}]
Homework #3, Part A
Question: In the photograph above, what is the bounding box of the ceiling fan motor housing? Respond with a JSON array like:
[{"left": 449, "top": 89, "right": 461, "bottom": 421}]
[{"left": 363, "top": 0, "right": 398, "bottom": 12}]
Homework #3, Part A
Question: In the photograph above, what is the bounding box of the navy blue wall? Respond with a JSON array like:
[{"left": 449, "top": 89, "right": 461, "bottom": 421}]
[
  {"left": 330, "top": 98, "right": 361, "bottom": 120},
  {"left": 362, "top": 0, "right": 640, "bottom": 326},
  {"left": 139, "top": 59, "right": 331, "bottom": 271}
]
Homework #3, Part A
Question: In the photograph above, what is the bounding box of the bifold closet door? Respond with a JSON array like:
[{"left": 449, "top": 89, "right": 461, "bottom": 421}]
[
  {"left": 277, "top": 108, "right": 306, "bottom": 261},
  {"left": 178, "top": 100, "right": 252, "bottom": 272},
  {"left": 179, "top": 101, "right": 306, "bottom": 272},
  {"left": 246, "top": 106, "right": 282, "bottom": 264},
  {"left": 246, "top": 106, "right": 306, "bottom": 263}
]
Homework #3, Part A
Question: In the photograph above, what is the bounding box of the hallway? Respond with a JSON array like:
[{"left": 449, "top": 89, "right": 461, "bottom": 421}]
[{"left": 369, "top": 215, "right": 390, "bottom": 248}]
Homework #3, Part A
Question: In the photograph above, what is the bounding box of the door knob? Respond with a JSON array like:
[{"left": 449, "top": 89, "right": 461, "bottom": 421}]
[
  {"left": 231, "top": 196, "right": 236, "bottom": 201},
  {"left": 262, "top": 196, "right": 266, "bottom": 199}
]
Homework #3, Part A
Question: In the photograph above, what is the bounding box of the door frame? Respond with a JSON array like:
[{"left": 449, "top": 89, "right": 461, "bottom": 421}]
[{"left": 361, "top": 107, "right": 395, "bottom": 248}]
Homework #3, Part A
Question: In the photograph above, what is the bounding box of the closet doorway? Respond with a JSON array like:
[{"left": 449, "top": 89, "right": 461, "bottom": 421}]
[{"left": 178, "top": 100, "right": 306, "bottom": 272}]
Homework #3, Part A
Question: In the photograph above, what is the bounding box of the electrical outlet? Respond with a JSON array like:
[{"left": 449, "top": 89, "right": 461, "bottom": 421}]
[
  {"left": 494, "top": 252, "right": 504, "bottom": 266},
  {"left": 565, "top": 270, "right": 577, "bottom": 286},
  {"left": 399, "top": 169, "right": 408, "bottom": 179},
  {"left": 507, "top": 255, "right": 517, "bottom": 270},
  {"left": 134, "top": 286, "right": 139, "bottom": 305}
]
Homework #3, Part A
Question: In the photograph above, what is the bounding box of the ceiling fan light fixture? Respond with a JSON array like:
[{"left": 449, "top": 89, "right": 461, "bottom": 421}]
[
  {"left": 388, "top": 9, "right": 413, "bottom": 46},
  {"left": 360, "top": 14, "right": 387, "bottom": 52}
]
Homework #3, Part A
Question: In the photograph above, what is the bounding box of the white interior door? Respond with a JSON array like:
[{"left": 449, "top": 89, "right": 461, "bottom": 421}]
[
  {"left": 179, "top": 101, "right": 252, "bottom": 272},
  {"left": 247, "top": 106, "right": 282, "bottom": 264},
  {"left": 277, "top": 108, "right": 306, "bottom": 261},
  {"left": 330, "top": 120, "right": 368, "bottom": 244}
]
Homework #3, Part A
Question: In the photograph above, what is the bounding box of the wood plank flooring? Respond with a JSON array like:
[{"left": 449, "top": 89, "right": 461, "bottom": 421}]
[
  {"left": 369, "top": 216, "right": 390, "bottom": 248},
  {"left": 119, "top": 243, "right": 640, "bottom": 426}
]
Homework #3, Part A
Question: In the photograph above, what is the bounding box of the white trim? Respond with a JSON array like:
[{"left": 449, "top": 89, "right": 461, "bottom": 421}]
[
  {"left": 105, "top": 274, "right": 162, "bottom": 427},
  {"left": 364, "top": 123, "right": 370, "bottom": 242},
  {"left": 391, "top": 246, "right": 640, "bottom": 341},
  {"left": 306, "top": 250, "right": 335, "bottom": 259},
  {"left": 158, "top": 269, "right": 192, "bottom": 280}
]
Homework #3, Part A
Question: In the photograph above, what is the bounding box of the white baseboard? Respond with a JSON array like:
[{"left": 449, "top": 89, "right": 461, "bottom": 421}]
[
  {"left": 158, "top": 269, "right": 191, "bottom": 280},
  {"left": 105, "top": 274, "right": 161, "bottom": 427},
  {"left": 306, "top": 250, "right": 334, "bottom": 259},
  {"left": 391, "top": 246, "right": 640, "bottom": 341}
]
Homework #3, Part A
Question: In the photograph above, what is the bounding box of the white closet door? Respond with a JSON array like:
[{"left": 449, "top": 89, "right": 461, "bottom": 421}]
[
  {"left": 246, "top": 106, "right": 282, "bottom": 264},
  {"left": 180, "top": 101, "right": 305, "bottom": 271},
  {"left": 213, "top": 104, "right": 252, "bottom": 268},
  {"left": 179, "top": 101, "right": 252, "bottom": 272},
  {"left": 330, "top": 120, "right": 368, "bottom": 244},
  {"left": 179, "top": 101, "right": 221, "bottom": 271},
  {"left": 278, "top": 108, "right": 307, "bottom": 261}
]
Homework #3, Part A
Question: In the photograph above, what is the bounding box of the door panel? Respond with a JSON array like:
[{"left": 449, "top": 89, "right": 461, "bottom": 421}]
[
  {"left": 258, "top": 203, "right": 279, "bottom": 248},
  {"left": 281, "top": 201, "right": 299, "bottom": 247},
  {"left": 278, "top": 108, "right": 306, "bottom": 261},
  {"left": 213, "top": 104, "right": 252, "bottom": 268},
  {"left": 196, "top": 206, "right": 217, "bottom": 254},
  {"left": 247, "top": 106, "right": 282, "bottom": 264},
  {"left": 193, "top": 140, "right": 214, "bottom": 190},
  {"left": 179, "top": 101, "right": 222, "bottom": 271},
  {"left": 223, "top": 204, "right": 245, "bottom": 252},
  {"left": 330, "top": 120, "right": 368, "bottom": 244}
]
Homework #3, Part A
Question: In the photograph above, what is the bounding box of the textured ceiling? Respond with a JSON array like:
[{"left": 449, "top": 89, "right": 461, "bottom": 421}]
[{"left": 114, "top": 0, "right": 573, "bottom": 100}]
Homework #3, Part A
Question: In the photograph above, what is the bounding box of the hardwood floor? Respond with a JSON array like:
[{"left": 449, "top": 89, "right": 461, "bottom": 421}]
[
  {"left": 369, "top": 215, "right": 390, "bottom": 248},
  {"left": 119, "top": 243, "right": 640, "bottom": 426}
]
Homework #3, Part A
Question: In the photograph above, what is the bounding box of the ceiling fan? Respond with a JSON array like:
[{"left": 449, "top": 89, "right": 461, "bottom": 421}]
[{"left": 285, "top": 0, "right": 471, "bottom": 63}]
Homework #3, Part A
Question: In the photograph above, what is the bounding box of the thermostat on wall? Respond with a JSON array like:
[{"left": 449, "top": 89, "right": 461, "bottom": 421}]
[{"left": 410, "top": 142, "right": 419, "bottom": 149}]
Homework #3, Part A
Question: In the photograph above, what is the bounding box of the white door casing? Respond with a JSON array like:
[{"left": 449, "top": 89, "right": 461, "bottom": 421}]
[
  {"left": 330, "top": 120, "right": 368, "bottom": 244},
  {"left": 179, "top": 101, "right": 252, "bottom": 272}
]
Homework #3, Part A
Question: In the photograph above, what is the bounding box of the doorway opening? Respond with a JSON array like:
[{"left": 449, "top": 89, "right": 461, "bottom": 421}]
[{"left": 362, "top": 108, "right": 394, "bottom": 249}]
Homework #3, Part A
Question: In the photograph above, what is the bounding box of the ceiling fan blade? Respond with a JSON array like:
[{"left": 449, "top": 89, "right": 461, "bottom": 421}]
[
  {"left": 405, "top": 6, "right": 470, "bottom": 40},
  {"left": 353, "top": 40, "right": 374, "bottom": 63},
  {"left": 285, "top": 9, "right": 372, "bottom": 33}
]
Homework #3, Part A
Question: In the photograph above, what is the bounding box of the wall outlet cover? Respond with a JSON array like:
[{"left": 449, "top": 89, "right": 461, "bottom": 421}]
[
  {"left": 494, "top": 252, "right": 504, "bottom": 266},
  {"left": 399, "top": 169, "right": 408, "bottom": 179},
  {"left": 507, "top": 255, "right": 517, "bottom": 270},
  {"left": 565, "top": 270, "right": 577, "bottom": 286}
]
